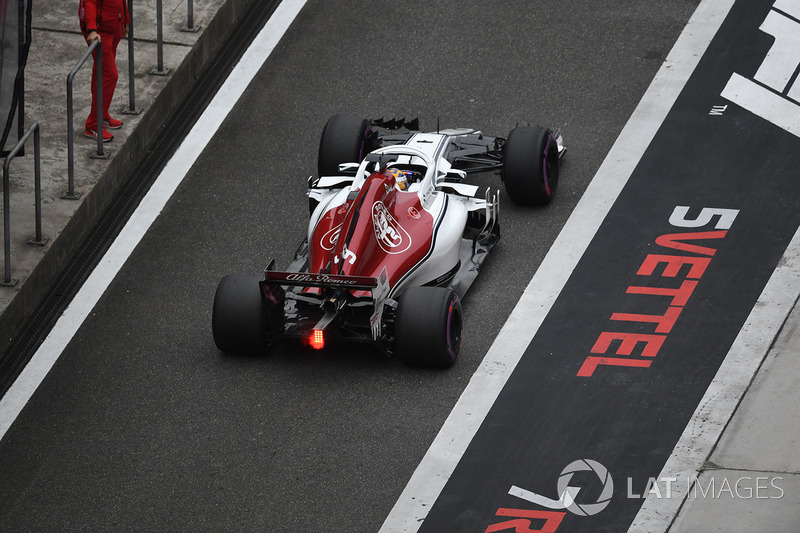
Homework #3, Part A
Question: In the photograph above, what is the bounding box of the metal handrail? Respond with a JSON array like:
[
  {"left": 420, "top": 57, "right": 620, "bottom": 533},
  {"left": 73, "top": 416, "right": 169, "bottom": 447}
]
[
  {"left": 123, "top": 0, "right": 143, "bottom": 115},
  {"left": 65, "top": 38, "right": 105, "bottom": 201},
  {"left": 151, "top": 0, "right": 170, "bottom": 75},
  {"left": 2, "top": 122, "right": 46, "bottom": 287},
  {"left": 182, "top": 0, "right": 200, "bottom": 33}
]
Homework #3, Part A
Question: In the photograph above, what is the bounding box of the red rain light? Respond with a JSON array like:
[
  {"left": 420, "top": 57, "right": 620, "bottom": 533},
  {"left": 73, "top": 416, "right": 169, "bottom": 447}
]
[{"left": 309, "top": 329, "right": 325, "bottom": 350}]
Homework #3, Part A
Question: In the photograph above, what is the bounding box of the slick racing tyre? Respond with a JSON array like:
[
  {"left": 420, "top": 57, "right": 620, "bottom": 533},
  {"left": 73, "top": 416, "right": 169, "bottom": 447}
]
[
  {"left": 394, "top": 287, "right": 462, "bottom": 368},
  {"left": 212, "top": 274, "right": 276, "bottom": 356},
  {"left": 318, "top": 114, "right": 371, "bottom": 177},
  {"left": 502, "top": 125, "right": 559, "bottom": 206}
]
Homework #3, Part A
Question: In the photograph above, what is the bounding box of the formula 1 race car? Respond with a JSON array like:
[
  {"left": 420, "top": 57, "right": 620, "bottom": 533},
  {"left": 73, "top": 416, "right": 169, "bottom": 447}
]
[{"left": 212, "top": 115, "right": 565, "bottom": 367}]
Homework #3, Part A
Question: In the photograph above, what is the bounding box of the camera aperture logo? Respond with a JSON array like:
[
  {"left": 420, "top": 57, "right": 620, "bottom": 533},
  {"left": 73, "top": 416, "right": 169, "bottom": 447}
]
[
  {"left": 557, "top": 459, "right": 614, "bottom": 516},
  {"left": 485, "top": 459, "right": 613, "bottom": 533},
  {"left": 508, "top": 459, "right": 613, "bottom": 516}
]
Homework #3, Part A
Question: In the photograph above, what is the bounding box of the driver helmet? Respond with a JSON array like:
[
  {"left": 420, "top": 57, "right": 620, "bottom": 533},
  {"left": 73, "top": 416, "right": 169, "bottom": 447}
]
[{"left": 387, "top": 167, "right": 411, "bottom": 191}]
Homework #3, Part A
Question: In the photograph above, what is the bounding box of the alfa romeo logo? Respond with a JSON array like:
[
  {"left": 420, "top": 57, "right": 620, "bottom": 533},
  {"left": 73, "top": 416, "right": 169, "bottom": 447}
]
[{"left": 371, "top": 201, "right": 411, "bottom": 254}]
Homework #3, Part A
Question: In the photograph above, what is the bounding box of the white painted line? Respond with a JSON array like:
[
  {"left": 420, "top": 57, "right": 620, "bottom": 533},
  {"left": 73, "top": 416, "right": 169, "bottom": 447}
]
[
  {"left": 0, "top": 0, "right": 308, "bottom": 441},
  {"left": 509, "top": 485, "right": 580, "bottom": 510},
  {"left": 378, "top": 0, "right": 735, "bottom": 531},
  {"left": 630, "top": 227, "right": 800, "bottom": 532},
  {"left": 722, "top": 74, "right": 800, "bottom": 136}
]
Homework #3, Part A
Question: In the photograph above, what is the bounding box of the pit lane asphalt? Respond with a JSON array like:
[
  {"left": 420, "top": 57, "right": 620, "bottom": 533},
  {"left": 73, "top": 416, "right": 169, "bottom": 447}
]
[{"left": 0, "top": 1, "right": 700, "bottom": 530}]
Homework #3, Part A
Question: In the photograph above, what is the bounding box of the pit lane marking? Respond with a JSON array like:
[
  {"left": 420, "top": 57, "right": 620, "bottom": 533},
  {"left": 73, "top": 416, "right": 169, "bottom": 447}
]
[{"left": 379, "top": 0, "right": 737, "bottom": 531}]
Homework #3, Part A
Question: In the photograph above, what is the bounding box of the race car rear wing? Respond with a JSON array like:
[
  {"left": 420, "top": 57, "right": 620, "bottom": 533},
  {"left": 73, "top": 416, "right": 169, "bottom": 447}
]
[
  {"left": 262, "top": 262, "right": 391, "bottom": 340},
  {"left": 263, "top": 270, "right": 378, "bottom": 291}
]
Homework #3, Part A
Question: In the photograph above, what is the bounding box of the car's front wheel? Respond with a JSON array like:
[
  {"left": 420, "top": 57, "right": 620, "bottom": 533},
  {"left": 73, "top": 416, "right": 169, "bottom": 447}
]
[
  {"left": 502, "top": 125, "right": 560, "bottom": 205},
  {"left": 394, "top": 287, "right": 462, "bottom": 368},
  {"left": 317, "top": 114, "right": 371, "bottom": 177}
]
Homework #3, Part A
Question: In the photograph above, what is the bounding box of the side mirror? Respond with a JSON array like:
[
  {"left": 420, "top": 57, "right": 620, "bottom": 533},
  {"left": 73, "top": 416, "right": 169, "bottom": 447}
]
[
  {"left": 443, "top": 169, "right": 467, "bottom": 182},
  {"left": 337, "top": 162, "right": 361, "bottom": 175}
]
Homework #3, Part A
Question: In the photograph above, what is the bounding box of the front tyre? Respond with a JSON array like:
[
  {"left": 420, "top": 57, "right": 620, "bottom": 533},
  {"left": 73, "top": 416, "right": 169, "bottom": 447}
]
[
  {"left": 212, "top": 274, "right": 272, "bottom": 356},
  {"left": 317, "top": 115, "right": 371, "bottom": 177},
  {"left": 394, "top": 287, "right": 462, "bottom": 368},
  {"left": 502, "top": 125, "right": 560, "bottom": 206}
]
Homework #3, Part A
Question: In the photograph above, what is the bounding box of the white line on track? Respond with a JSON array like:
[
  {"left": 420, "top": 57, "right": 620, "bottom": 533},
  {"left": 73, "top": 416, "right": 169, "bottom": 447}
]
[
  {"left": 0, "top": 0, "right": 308, "bottom": 442},
  {"left": 379, "top": 0, "right": 737, "bottom": 531}
]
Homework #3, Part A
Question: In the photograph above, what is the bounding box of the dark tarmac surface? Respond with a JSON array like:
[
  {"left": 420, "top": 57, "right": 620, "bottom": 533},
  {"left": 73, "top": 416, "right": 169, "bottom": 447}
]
[{"left": 1, "top": 1, "right": 798, "bottom": 531}]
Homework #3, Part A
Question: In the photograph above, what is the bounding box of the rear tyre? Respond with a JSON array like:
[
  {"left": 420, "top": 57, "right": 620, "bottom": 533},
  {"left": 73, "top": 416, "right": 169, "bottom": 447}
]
[
  {"left": 394, "top": 287, "right": 462, "bottom": 368},
  {"left": 318, "top": 114, "right": 371, "bottom": 177},
  {"left": 502, "top": 125, "right": 559, "bottom": 205},
  {"left": 212, "top": 274, "right": 272, "bottom": 356}
]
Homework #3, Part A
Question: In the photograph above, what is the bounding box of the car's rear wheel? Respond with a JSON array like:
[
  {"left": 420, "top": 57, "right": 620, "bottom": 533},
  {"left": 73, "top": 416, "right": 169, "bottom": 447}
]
[
  {"left": 212, "top": 274, "right": 276, "bottom": 356},
  {"left": 394, "top": 287, "right": 462, "bottom": 368},
  {"left": 502, "top": 125, "right": 559, "bottom": 205},
  {"left": 318, "top": 114, "right": 371, "bottom": 177}
]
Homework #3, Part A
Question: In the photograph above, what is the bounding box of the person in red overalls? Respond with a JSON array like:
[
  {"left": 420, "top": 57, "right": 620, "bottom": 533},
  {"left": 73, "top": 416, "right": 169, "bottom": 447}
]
[{"left": 82, "top": 0, "right": 130, "bottom": 142}]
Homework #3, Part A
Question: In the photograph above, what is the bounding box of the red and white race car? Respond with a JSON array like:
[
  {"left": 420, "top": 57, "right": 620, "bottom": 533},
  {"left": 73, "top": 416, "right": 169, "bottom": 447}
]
[{"left": 212, "top": 115, "right": 565, "bottom": 367}]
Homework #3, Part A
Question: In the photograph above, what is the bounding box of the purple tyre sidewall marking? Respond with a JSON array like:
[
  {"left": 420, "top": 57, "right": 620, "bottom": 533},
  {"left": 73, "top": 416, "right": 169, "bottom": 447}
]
[
  {"left": 542, "top": 133, "right": 553, "bottom": 196},
  {"left": 446, "top": 294, "right": 461, "bottom": 361}
]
